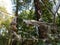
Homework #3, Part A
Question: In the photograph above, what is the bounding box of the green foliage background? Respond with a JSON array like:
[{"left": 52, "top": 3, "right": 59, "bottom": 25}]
[{"left": 0, "top": 0, "right": 60, "bottom": 45}]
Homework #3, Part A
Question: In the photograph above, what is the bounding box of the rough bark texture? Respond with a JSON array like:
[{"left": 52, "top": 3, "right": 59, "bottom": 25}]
[
  {"left": 34, "top": 0, "right": 41, "bottom": 21},
  {"left": 12, "top": 40, "right": 17, "bottom": 45}
]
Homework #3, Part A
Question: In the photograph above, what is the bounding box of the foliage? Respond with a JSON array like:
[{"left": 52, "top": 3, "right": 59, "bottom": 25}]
[
  {"left": 0, "top": 6, "right": 13, "bottom": 29},
  {"left": 40, "top": 0, "right": 53, "bottom": 23},
  {"left": 0, "top": 0, "right": 60, "bottom": 45},
  {"left": 56, "top": 14, "right": 60, "bottom": 26},
  {"left": 18, "top": 10, "right": 36, "bottom": 38}
]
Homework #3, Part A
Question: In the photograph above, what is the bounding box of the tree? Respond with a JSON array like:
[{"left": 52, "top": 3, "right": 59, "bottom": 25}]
[
  {"left": 5, "top": 0, "right": 60, "bottom": 45},
  {"left": 34, "top": 0, "right": 53, "bottom": 39},
  {"left": 0, "top": 6, "right": 12, "bottom": 29},
  {"left": 0, "top": 6, "right": 14, "bottom": 45}
]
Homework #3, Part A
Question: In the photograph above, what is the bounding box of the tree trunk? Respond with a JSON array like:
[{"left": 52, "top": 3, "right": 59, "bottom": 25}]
[
  {"left": 15, "top": 0, "right": 19, "bottom": 30},
  {"left": 34, "top": 0, "right": 41, "bottom": 21},
  {"left": 12, "top": 0, "right": 19, "bottom": 45},
  {"left": 12, "top": 40, "right": 17, "bottom": 45},
  {"left": 34, "top": 0, "right": 47, "bottom": 39}
]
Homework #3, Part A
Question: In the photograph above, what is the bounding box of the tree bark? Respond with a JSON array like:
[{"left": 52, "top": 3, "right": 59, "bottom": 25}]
[
  {"left": 34, "top": 0, "right": 47, "bottom": 39},
  {"left": 34, "top": 0, "right": 41, "bottom": 21},
  {"left": 12, "top": 0, "right": 19, "bottom": 45},
  {"left": 15, "top": 0, "right": 19, "bottom": 31}
]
